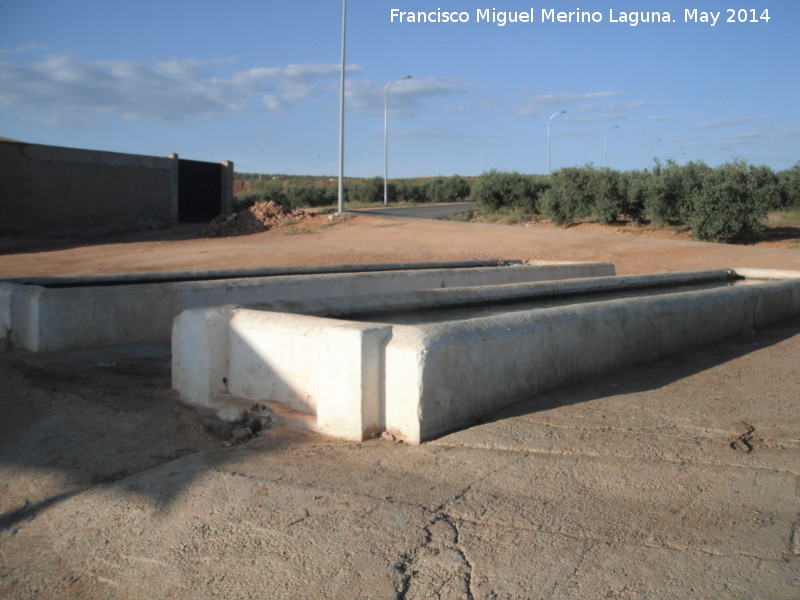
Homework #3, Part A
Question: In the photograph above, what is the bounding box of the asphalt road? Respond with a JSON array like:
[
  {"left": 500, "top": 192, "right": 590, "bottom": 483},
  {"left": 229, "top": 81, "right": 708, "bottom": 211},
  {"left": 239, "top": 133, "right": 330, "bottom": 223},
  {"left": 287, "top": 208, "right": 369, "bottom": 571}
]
[{"left": 346, "top": 202, "right": 477, "bottom": 220}]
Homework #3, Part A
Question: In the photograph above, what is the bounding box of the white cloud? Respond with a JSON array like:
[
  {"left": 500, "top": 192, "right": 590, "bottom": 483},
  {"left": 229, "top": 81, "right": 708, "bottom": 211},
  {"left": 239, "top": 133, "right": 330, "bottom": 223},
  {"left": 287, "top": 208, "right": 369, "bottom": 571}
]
[
  {"left": 346, "top": 76, "right": 466, "bottom": 116},
  {"left": 647, "top": 113, "right": 707, "bottom": 121},
  {"left": 394, "top": 127, "right": 492, "bottom": 140},
  {"left": 0, "top": 44, "right": 47, "bottom": 56},
  {"left": 557, "top": 99, "right": 643, "bottom": 123},
  {"left": 517, "top": 90, "right": 623, "bottom": 116},
  {"left": 606, "top": 101, "right": 645, "bottom": 111},
  {"left": 696, "top": 115, "right": 755, "bottom": 129},
  {"left": 0, "top": 53, "right": 362, "bottom": 125},
  {"left": 705, "top": 124, "right": 800, "bottom": 150}
]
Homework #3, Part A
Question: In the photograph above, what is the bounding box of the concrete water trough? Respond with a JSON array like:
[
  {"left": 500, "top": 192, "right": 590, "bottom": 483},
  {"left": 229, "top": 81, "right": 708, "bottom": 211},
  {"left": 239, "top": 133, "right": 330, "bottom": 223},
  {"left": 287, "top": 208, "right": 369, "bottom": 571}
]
[
  {"left": 172, "top": 268, "right": 800, "bottom": 444},
  {"left": 0, "top": 260, "right": 612, "bottom": 352}
]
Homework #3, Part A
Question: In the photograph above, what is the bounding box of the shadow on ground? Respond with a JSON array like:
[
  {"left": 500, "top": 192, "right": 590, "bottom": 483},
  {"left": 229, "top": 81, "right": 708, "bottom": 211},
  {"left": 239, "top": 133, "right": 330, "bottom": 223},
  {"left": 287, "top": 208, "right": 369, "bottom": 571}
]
[
  {"left": 2, "top": 315, "right": 800, "bottom": 532},
  {"left": 0, "top": 223, "right": 205, "bottom": 256}
]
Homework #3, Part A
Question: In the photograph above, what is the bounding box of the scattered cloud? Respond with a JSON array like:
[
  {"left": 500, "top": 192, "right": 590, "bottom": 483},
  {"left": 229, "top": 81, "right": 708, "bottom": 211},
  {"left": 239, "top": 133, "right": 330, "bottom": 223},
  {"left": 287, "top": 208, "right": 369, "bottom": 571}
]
[
  {"left": 647, "top": 113, "right": 707, "bottom": 121},
  {"left": 665, "top": 134, "right": 704, "bottom": 144},
  {"left": 606, "top": 101, "right": 645, "bottom": 111},
  {"left": 555, "top": 99, "right": 644, "bottom": 123},
  {"left": 517, "top": 90, "right": 623, "bottom": 116},
  {"left": 346, "top": 76, "right": 466, "bottom": 116},
  {"left": 704, "top": 124, "right": 800, "bottom": 151},
  {"left": 0, "top": 53, "right": 362, "bottom": 126},
  {"left": 696, "top": 115, "right": 756, "bottom": 129},
  {"left": 0, "top": 44, "right": 47, "bottom": 56},
  {"left": 442, "top": 99, "right": 498, "bottom": 113},
  {"left": 443, "top": 104, "right": 474, "bottom": 112},
  {"left": 258, "top": 63, "right": 362, "bottom": 112},
  {"left": 393, "top": 127, "right": 492, "bottom": 140}
]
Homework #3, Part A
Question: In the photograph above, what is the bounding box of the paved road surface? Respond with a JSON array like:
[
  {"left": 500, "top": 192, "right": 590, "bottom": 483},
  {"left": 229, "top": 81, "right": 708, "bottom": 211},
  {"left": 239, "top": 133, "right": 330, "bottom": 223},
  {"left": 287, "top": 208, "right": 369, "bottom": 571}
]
[{"left": 347, "top": 202, "right": 476, "bottom": 220}]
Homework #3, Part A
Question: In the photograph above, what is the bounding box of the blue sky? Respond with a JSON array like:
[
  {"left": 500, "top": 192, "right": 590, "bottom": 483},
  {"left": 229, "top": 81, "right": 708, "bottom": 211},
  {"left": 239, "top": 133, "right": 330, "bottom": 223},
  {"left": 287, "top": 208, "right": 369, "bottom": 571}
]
[{"left": 1, "top": 1, "right": 798, "bottom": 177}]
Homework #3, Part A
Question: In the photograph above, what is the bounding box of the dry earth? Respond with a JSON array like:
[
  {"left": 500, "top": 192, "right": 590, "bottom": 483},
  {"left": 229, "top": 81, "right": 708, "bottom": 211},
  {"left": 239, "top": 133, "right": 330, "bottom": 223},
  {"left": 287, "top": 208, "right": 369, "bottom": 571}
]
[
  {"left": 1, "top": 214, "right": 799, "bottom": 599},
  {"left": 1, "top": 212, "right": 800, "bottom": 278}
]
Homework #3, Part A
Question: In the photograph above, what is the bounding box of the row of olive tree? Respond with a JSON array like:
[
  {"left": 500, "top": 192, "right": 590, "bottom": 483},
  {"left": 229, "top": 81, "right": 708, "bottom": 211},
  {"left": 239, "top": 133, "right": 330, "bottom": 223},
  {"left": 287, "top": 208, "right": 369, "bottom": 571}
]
[
  {"left": 234, "top": 175, "right": 472, "bottom": 210},
  {"left": 340, "top": 175, "right": 473, "bottom": 205},
  {"left": 470, "top": 161, "right": 800, "bottom": 242},
  {"left": 235, "top": 180, "right": 334, "bottom": 210}
]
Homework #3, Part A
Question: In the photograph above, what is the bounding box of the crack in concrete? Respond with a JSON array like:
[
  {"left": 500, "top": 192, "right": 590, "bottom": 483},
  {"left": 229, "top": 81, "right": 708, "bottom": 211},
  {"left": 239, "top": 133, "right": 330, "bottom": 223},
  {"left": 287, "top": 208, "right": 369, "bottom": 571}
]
[
  {"left": 446, "top": 513, "right": 778, "bottom": 562},
  {"left": 729, "top": 422, "right": 757, "bottom": 453},
  {"left": 215, "top": 469, "right": 286, "bottom": 485},
  {"left": 394, "top": 511, "right": 475, "bottom": 600},
  {"left": 392, "top": 452, "right": 540, "bottom": 598},
  {"left": 545, "top": 542, "right": 592, "bottom": 599},
  {"left": 434, "top": 441, "right": 799, "bottom": 475}
]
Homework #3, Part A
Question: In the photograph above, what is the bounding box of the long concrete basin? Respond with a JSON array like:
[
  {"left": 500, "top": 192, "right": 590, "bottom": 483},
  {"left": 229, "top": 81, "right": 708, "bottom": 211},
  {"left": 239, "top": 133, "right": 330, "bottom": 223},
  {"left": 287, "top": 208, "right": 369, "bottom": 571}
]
[
  {"left": 172, "top": 268, "right": 800, "bottom": 443},
  {"left": 1, "top": 260, "right": 612, "bottom": 352}
]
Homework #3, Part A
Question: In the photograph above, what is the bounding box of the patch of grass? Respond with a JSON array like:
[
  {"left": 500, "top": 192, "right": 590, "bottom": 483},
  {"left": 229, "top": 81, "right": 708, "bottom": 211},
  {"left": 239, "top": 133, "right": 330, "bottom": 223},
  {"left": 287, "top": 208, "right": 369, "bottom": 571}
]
[
  {"left": 766, "top": 208, "right": 800, "bottom": 228},
  {"left": 483, "top": 207, "right": 531, "bottom": 225},
  {"left": 320, "top": 218, "right": 343, "bottom": 229},
  {"left": 448, "top": 210, "right": 478, "bottom": 222},
  {"left": 282, "top": 226, "right": 313, "bottom": 235}
]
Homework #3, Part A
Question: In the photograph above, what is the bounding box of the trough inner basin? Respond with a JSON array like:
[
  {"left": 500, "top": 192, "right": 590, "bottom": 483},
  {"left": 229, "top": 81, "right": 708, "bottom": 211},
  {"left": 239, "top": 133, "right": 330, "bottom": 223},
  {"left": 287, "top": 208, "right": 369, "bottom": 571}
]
[
  {"left": 3, "top": 260, "right": 614, "bottom": 352},
  {"left": 172, "top": 268, "right": 800, "bottom": 444},
  {"left": 350, "top": 278, "right": 761, "bottom": 325}
]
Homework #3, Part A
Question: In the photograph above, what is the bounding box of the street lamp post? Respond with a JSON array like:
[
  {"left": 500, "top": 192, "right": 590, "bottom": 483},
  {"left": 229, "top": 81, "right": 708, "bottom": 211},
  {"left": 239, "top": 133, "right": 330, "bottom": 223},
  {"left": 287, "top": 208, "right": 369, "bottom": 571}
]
[
  {"left": 384, "top": 75, "right": 411, "bottom": 205},
  {"left": 337, "top": 0, "right": 347, "bottom": 214},
  {"left": 547, "top": 110, "right": 566, "bottom": 175},
  {"left": 604, "top": 125, "right": 619, "bottom": 168}
]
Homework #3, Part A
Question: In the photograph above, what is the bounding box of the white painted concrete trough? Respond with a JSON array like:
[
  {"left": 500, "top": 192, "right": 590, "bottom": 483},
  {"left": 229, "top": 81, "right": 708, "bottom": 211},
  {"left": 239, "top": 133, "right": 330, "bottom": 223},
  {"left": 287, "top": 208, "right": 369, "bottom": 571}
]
[
  {"left": 172, "top": 268, "right": 800, "bottom": 444},
  {"left": 1, "top": 260, "right": 612, "bottom": 352}
]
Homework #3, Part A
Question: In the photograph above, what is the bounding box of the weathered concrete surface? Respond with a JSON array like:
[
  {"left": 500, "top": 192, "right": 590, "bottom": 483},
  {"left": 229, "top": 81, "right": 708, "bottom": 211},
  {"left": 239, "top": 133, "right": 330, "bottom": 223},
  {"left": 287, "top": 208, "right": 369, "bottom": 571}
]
[
  {"left": 172, "top": 270, "right": 800, "bottom": 443},
  {"left": 2, "top": 261, "right": 613, "bottom": 352},
  {"left": 1, "top": 316, "right": 798, "bottom": 599}
]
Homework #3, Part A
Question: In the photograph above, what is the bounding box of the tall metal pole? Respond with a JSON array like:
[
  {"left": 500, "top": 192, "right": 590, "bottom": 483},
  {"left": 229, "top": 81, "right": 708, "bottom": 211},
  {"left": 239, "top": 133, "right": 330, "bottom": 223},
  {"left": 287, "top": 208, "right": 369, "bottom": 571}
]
[
  {"left": 547, "top": 110, "right": 566, "bottom": 175},
  {"left": 604, "top": 125, "right": 619, "bottom": 168},
  {"left": 384, "top": 76, "right": 411, "bottom": 205},
  {"left": 337, "top": 0, "right": 347, "bottom": 214}
]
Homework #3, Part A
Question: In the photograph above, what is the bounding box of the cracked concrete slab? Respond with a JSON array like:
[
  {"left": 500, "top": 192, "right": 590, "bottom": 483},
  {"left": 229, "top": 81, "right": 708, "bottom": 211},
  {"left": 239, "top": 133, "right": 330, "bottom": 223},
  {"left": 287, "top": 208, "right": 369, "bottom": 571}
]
[{"left": 1, "top": 316, "right": 799, "bottom": 598}]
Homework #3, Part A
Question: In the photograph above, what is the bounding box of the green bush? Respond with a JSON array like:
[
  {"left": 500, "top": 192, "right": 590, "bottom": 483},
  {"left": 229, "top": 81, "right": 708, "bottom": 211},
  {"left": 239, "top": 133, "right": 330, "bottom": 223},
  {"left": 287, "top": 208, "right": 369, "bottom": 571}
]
[
  {"left": 233, "top": 181, "right": 288, "bottom": 210},
  {"left": 347, "top": 177, "right": 385, "bottom": 205},
  {"left": 427, "top": 175, "right": 471, "bottom": 204},
  {"left": 777, "top": 162, "right": 800, "bottom": 207},
  {"left": 470, "top": 170, "right": 545, "bottom": 213},
  {"left": 286, "top": 184, "right": 335, "bottom": 209},
  {"left": 689, "top": 160, "right": 771, "bottom": 242},
  {"left": 643, "top": 160, "right": 710, "bottom": 225},
  {"left": 395, "top": 180, "right": 429, "bottom": 204},
  {"left": 591, "top": 169, "right": 627, "bottom": 224},
  {"left": 747, "top": 164, "right": 782, "bottom": 211},
  {"left": 618, "top": 170, "right": 649, "bottom": 223},
  {"left": 540, "top": 167, "right": 598, "bottom": 225},
  {"left": 234, "top": 163, "right": 788, "bottom": 243}
]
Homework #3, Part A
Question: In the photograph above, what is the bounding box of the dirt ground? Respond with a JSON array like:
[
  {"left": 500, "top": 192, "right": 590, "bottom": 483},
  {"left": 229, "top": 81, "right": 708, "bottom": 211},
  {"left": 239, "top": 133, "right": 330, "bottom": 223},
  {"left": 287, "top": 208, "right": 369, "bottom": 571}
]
[
  {"left": 1, "top": 214, "right": 799, "bottom": 598},
  {"left": 1, "top": 211, "right": 800, "bottom": 278}
]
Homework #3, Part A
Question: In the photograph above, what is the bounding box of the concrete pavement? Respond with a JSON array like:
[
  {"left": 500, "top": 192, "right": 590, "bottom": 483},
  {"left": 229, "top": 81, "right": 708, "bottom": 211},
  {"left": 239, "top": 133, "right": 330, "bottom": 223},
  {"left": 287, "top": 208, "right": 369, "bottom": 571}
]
[{"left": 1, "top": 314, "right": 798, "bottom": 598}]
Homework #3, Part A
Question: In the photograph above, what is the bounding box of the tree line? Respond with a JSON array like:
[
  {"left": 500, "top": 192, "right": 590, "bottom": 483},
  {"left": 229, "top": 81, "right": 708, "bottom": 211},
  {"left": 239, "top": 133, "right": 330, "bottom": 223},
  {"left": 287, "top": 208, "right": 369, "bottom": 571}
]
[
  {"left": 235, "top": 175, "right": 471, "bottom": 210},
  {"left": 236, "top": 160, "right": 800, "bottom": 242}
]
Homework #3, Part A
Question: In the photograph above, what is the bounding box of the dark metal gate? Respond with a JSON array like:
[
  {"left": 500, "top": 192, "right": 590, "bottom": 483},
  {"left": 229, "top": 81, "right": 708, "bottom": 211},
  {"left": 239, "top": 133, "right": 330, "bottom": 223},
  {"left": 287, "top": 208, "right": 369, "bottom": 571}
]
[{"left": 178, "top": 158, "right": 222, "bottom": 222}]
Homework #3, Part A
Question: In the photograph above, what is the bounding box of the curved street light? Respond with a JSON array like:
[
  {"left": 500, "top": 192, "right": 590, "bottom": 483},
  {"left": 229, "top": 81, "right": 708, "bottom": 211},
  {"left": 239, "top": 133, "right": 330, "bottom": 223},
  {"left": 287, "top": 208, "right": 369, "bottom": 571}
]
[
  {"left": 547, "top": 110, "right": 566, "bottom": 175},
  {"left": 384, "top": 75, "right": 412, "bottom": 205},
  {"left": 604, "top": 125, "right": 619, "bottom": 168}
]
